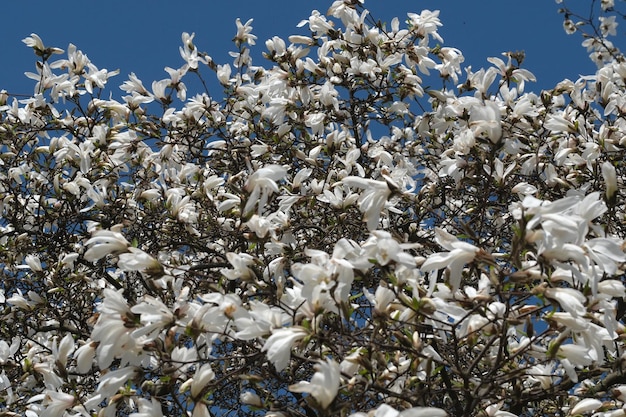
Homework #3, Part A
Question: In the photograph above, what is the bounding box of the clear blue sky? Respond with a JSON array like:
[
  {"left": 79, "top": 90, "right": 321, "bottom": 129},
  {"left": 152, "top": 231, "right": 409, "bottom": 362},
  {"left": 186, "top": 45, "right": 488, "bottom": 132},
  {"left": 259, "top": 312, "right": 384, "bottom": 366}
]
[{"left": 0, "top": 1, "right": 601, "bottom": 97}]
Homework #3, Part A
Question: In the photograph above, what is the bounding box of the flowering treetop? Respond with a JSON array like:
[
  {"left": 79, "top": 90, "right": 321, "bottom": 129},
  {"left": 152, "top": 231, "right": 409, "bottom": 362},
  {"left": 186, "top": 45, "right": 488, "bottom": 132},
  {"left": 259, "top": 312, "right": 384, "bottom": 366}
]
[{"left": 0, "top": 0, "right": 625, "bottom": 416}]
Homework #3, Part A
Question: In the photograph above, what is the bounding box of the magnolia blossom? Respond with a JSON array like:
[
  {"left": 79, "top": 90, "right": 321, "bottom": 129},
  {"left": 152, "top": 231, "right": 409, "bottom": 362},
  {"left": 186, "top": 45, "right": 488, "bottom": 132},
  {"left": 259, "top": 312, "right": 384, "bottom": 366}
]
[
  {"left": 240, "top": 391, "right": 263, "bottom": 407},
  {"left": 117, "top": 247, "right": 162, "bottom": 275},
  {"left": 305, "top": 112, "right": 326, "bottom": 135},
  {"left": 22, "top": 33, "right": 45, "bottom": 52},
  {"left": 407, "top": 10, "right": 443, "bottom": 43},
  {"left": 350, "top": 405, "right": 448, "bottom": 417},
  {"left": 483, "top": 402, "right": 517, "bottom": 417},
  {"left": 40, "top": 390, "right": 75, "bottom": 417},
  {"left": 91, "top": 289, "right": 140, "bottom": 368},
  {"left": 189, "top": 363, "right": 215, "bottom": 399},
  {"left": 83, "top": 227, "right": 130, "bottom": 261},
  {"left": 361, "top": 230, "right": 417, "bottom": 267},
  {"left": 22, "top": 254, "right": 43, "bottom": 272},
  {"left": 6, "top": 289, "right": 43, "bottom": 310},
  {"left": 341, "top": 175, "right": 395, "bottom": 231},
  {"left": 542, "top": 286, "right": 587, "bottom": 318},
  {"left": 289, "top": 358, "right": 341, "bottom": 409},
  {"left": 599, "top": 15, "right": 618, "bottom": 37},
  {"left": 570, "top": 398, "right": 602, "bottom": 415},
  {"left": 129, "top": 398, "right": 165, "bottom": 417},
  {"left": 602, "top": 160, "right": 618, "bottom": 202},
  {"left": 73, "top": 341, "right": 97, "bottom": 374},
  {"left": 234, "top": 300, "right": 291, "bottom": 340},
  {"left": 96, "top": 366, "right": 139, "bottom": 399},
  {"left": 221, "top": 252, "right": 256, "bottom": 281},
  {"left": 421, "top": 228, "right": 480, "bottom": 291},
  {"left": 469, "top": 101, "right": 502, "bottom": 143},
  {"left": 130, "top": 295, "right": 175, "bottom": 340},
  {"left": 261, "top": 326, "right": 308, "bottom": 371},
  {"left": 22, "top": 33, "right": 63, "bottom": 57},
  {"left": 290, "top": 246, "right": 356, "bottom": 313},
  {"left": 243, "top": 165, "right": 288, "bottom": 216}
]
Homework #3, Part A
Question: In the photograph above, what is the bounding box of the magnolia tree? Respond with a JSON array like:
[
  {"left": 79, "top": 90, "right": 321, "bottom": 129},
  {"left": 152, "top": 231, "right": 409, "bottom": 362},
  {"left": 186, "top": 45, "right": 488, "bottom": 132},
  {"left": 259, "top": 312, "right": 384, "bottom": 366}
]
[{"left": 1, "top": 0, "right": 626, "bottom": 416}]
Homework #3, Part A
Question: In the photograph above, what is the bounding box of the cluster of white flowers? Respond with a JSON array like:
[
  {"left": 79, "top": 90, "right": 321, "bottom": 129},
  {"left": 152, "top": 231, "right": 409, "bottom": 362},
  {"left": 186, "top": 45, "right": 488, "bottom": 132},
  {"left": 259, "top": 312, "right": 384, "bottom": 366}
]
[
  {"left": 558, "top": 0, "right": 623, "bottom": 66},
  {"left": 0, "top": 0, "right": 626, "bottom": 416}
]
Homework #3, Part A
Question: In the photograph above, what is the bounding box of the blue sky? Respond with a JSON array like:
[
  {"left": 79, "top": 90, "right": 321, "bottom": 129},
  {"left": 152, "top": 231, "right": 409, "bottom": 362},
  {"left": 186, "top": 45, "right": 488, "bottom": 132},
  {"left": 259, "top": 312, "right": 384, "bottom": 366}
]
[{"left": 0, "top": 1, "right": 602, "bottom": 97}]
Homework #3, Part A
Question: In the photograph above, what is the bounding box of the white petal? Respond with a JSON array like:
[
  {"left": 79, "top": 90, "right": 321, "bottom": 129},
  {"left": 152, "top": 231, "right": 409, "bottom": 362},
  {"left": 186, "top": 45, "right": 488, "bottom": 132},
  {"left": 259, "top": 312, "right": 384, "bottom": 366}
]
[
  {"left": 570, "top": 398, "right": 602, "bottom": 415},
  {"left": 399, "top": 407, "right": 448, "bottom": 417}
]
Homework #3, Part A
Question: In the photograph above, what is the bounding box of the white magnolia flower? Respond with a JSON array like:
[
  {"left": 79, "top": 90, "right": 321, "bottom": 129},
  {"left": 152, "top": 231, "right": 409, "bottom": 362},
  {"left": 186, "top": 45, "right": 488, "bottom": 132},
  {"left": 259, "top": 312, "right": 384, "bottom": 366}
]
[
  {"left": 235, "top": 300, "right": 290, "bottom": 340},
  {"left": 421, "top": 228, "right": 480, "bottom": 291},
  {"left": 602, "top": 161, "right": 618, "bottom": 202},
  {"left": 0, "top": 338, "right": 19, "bottom": 365},
  {"left": 22, "top": 33, "right": 63, "bottom": 56},
  {"left": 217, "top": 64, "right": 232, "bottom": 85},
  {"left": 129, "top": 398, "right": 165, "bottom": 417},
  {"left": 7, "top": 290, "right": 43, "bottom": 310},
  {"left": 584, "top": 237, "right": 626, "bottom": 275},
  {"left": 341, "top": 175, "right": 396, "bottom": 231},
  {"left": 407, "top": 10, "right": 443, "bottom": 43},
  {"left": 570, "top": 398, "right": 602, "bottom": 415},
  {"left": 117, "top": 247, "right": 162, "bottom": 275},
  {"left": 340, "top": 348, "right": 364, "bottom": 377},
  {"left": 23, "top": 254, "right": 43, "bottom": 272},
  {"left": 361, "top": 230, "right": 417, "bottom": 267},
  {"left": 548, "top": 312, "right": 589, "bottom": 332},
  {"left": 289, "top": 358, "right": 341, "bottom": 409},
  {"left": 179, "top": 32, "right": 202, "bottom": 70},
  {"left": 92, "top": 289, "right": 140, "bottom": 368},
  {"left": 469, "top": 101, "right": 502, "bottom": 143},
  {"left": 543, "top": 286, "right": 587, "bottom": 318},
  {"left": 558, "top": 343, "right": 595, "bottom": 367},
  {"left": 52, "top": 333, "right": 75, "bottom": 369},
  {"left": 96, "top": 366, "right": 138, "bottom": 398},
  {"left": 221, "top": 252, "right": 256, "bottom": 281},
  {"left": 130, "top": 295, "right": 175, "bottom": 340},
  {"left": 84, "top": 227, "right": 130, "bottom": 262},
  {"left": 483, "top": 402, "right": 518, "bottom": 417},
  {"left": 40, "top": 390, "right": 75, "bottom": 417},
  {"left": 601, "top": 0, "right": 615, "bottom": 10},
  {"left": 599, "top": 15, "right": 618, "bottom": 37},
  {"left": 73, "top": 341, "right": 96, "bottom": 374},
  {"left": 190, "top": 363, "right": 215, "bottom": 399},
  {"left": 305, "top": 112, "right": 326, "bottom": 136},
  {"left": 22, "top": 33, "right": 45, "bottom": 52},
  {"left": 363, "top": 285, "right": 396, "bottom": 315},
  {"left": 240, "top": 391, "right": 263, "bottom": 407},
  {"left": 234, "top": 18, "right": 257, "bottom": 45},
  {"left": 243, "top": 165, "right": 288, "bottom": 216},
  {"left": 262, "top": 326, "right": 308, "bottom": 371},
  {"left": 350, "top": 404, "right": 448, "bottom": 417}
]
